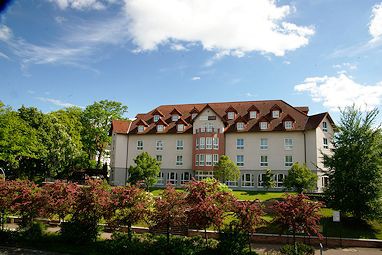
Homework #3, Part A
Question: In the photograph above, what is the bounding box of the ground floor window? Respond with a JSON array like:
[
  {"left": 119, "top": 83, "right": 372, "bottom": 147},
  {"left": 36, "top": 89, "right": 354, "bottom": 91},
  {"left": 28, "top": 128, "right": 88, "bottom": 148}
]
[
  {"left": 157, "top": 172, "right": 164, "bottom": 185},
  {"left": 226, "top": 179, "right": 238, "bottom": 187},
  {"left": 195, "top": 171, "right": 214, "bottom": 181},
  {"left": 167, "top": 172, "right": 177, "bottom": 185},
  {"left": 322, "top": 175, "right": 329, "bottom": 188},
  {"left": 241, "top": 173, "right": 254, "bottom": 187},
  {"left": 274, "top": 174, "right": 285, "bottom": 188},
  {"left": 181, "top": 172, "right": 192, "bottom": 185},
  {"left": 258, "top": 173, "right": 265, "bottom": 187}
]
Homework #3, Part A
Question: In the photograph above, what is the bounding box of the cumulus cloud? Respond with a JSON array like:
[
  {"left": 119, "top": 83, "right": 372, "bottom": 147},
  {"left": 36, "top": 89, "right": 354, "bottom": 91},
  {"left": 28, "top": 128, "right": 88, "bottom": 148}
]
[
  {"left": 191, "top": 76, "right": 200, "bottom": 81},
  {"left": 295, "top": 73, "right": 382, "bottom": 111},
  {"left": 124, "top": 0, "right": 314, "bottom": 57},
  {"left": 369, "top": 2, "right": 382, "bottom": 40},
  {"left": 36, "top": 97, "right": 82, "bottom": 108}
]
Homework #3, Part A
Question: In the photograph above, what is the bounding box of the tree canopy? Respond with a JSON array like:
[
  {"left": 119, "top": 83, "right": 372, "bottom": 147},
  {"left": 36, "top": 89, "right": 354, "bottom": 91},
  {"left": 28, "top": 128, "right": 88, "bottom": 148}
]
[
  {"left": 214, "top": 155, "right": 240, "bottom": 184},
  {"left": 128, "top": 152, "right": 161, "bottom": 191},
  {"left": 284, "top": 163, "right": 317, "bottom": 193}
]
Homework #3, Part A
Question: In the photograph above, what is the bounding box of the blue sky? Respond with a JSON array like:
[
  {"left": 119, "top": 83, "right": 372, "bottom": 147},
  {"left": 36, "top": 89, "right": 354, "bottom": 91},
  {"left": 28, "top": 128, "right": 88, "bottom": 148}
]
[{"left": 1, "top": 0, "right": 382, "bottom": 121}]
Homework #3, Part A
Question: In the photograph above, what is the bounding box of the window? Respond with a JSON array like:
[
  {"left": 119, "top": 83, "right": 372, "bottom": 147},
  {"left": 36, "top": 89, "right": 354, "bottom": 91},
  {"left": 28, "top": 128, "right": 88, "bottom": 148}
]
[
  {"left": 284, "top": 138, "right": 293, "bottom": 150},
  {"left": 322, "top": 176, "right": 329, "bottom": 187},
  {"left": 153, "top": 115, "right": 160, "bottom": 122},
  {"left": 260, "top": 122, "right": 268, "bottom": 130},
  {"left": 137, "top": 140, "right": 143, "bottom": 150},
  {"left": 241, "top": 174, "right": 254, "bottom": 187},
  {"left": 206, "top": 123, "right": 213, "bottom": 132},
  {"left": 226, "top": 179, "right": 238, "bottom": 187},
  {"left": 157, "top": 125, "right": 164, "bottom": 132},
  {"left": 157, "top": 172, "right": 164, "bottom": 185},
  {"left": 323, "top": 121, "right": 328, "bottom": 132},
  {"left": 138, "top": 125, "right": 144, "bottom": 133},
  {"left": 156, "top": 140, "right": 163, "bottom": 151},
  {"left": 181, "top": 172, "right": 191, "bottom": 185},
  {"left": 213, "top": 154, "right": 219, "bottom": 165},
  {"left": 285, "top": 155, "right": 293, "bottom": 167},
  {"left": 195, "top": 154, "right": 199, "bottom": 166},
  {"left": 272, "top": 110, "right": 280, "bottom": 118},
  {"left": 236, "top": 155, "right": 244, "bottom": 167},
  {"left": 206, "top": 154, "right": 212, "bottom": 166},
  {"left": 196, "top": 139, "right": 199, "bottom": 150},
  {"left": 260, "top": 138, "right": 268, "bottom": 150},
  {"left": 167, "top": 172, "right": 177, "bottom": 185},
  {"left": 206, "top": 137, "right": 212, "bottom": 149},
  {"left": 176, "top": 140, "right": 184, "bottom": 150},
  {"left": 176, "top": 155, "right": 183, "bottom": 166},
  {"left": 260, "top": 156, "right": 268, "bottom": 167},
  {"left": 172, "top": 114, "right": 179, "bottom": 121},
  {"left": 323, "top": 138, "right": 328, "bottom": 149},
  {"left": 227, "top": 112, "right": 235, "bottom": 120},
  {"left": 195, "top": 171, "right": 214, "bottom": 181},
  {"left": 236, "top": 138, "right": 244, "bottom": 149},
  {"left": 177, "top": 124, "right": 184, "bottom": 132},
  {"left": 156, "top": 155, "right": 162, "bottom": 162},
  {"left": 249, "top": 111, "right": 257, "bottom": 119},
  {"left": 199, "top": 154, "right": 205, "bottom": 166},
  {"left": 200, "top": 137, "right": 205, "bottom": 149},
  {"left": 275, "top": 174, "right": 285, "bottom": 187},
  {"left": 192, "top": 113, "right": 198, "bottom": 119},
  {"left": 213, "top": 137, "right": 219, "bottom": 150},
  {"left": 237, "top": 122, "right": 244, "bottom": 130},
  {"left": 258, "top": 174, "right": 265, "bottom": 187},
  {"left": 284, "top": 121, "right": 293, "bottom": 129}
]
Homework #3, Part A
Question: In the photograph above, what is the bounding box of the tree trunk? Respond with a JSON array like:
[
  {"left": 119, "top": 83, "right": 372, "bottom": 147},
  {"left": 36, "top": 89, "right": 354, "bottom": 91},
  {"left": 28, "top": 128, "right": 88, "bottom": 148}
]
[
  {"left": 128, "top": 223, "right": 132, "bottom": 242},
  {"left": 204, "top": 228, "right": 208, "bottom": 246},
  {"left": 248, "top": 232, "right": 252, "bottom": 252}
]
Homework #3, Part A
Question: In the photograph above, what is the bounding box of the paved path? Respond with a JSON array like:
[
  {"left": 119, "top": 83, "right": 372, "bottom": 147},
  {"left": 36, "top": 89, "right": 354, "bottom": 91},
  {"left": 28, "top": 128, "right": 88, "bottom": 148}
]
[{"left": 0, "top": 247, "right": 67, "bottom": 255}]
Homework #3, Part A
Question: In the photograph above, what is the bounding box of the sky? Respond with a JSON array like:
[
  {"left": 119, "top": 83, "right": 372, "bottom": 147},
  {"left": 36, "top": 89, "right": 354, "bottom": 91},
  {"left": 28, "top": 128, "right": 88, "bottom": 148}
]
[{"left": 1, "top": 0, "right": 382, "bottom": 121}]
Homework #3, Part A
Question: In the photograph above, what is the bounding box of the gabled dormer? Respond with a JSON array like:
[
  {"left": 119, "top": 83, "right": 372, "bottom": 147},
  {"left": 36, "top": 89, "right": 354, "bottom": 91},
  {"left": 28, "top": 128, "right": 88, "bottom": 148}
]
[
  {"left": 136, "top": 119, "right": 149, "bottom": 133},
  {"left": 175, "top": 118, "right": 188, "bottom": 132},
  {"left": 258, "top": 116, "right": 270, "bottom": 130},
  {"left": 247, "top": 105, "right": 259, "bottom": 119},
  {"left": 152, "top": 108, "right": 165, "bottom": 122},
  {"left": 155, "top": 118, "right": 168, "bottom": 132},
  {"left": 170, "top": 108, "right": 182, "bottom": 122},
  {"left": 282, "top": 114, "right": 295, "bottom": 130},
  {"left": 189, "top": 107, "right": 199, "bottom": 120},
  {"left": 235, "top": 115, "right": 247, "bottom": 131},
  {"left": 270, "top": 104, "right": 282, "bottom": 118},
  {"left": 225, "top": 105, "right": 238, "bottom": 120}
]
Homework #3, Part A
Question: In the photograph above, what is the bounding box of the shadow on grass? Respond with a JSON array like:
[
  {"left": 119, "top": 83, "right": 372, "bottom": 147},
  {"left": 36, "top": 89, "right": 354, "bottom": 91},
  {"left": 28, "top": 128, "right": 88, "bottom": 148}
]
[{"left": 321, "top": 217, "right": 379, "bottom": 239}]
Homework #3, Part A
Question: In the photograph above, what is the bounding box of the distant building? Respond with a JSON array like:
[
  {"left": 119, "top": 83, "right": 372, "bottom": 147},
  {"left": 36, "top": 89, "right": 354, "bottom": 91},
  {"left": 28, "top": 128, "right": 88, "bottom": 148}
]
[{"left": 109, "top": 100, "right": 334, "bottom": 192}]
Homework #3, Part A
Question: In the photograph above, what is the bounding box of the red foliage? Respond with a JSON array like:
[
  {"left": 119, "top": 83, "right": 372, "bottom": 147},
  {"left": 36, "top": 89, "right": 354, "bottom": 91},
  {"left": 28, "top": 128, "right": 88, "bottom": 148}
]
[
  {"left": 233, "top": 199, "right": 264, "bottom": 234},
  {"left": 272, "top": 193, "right": 323, "bottom": 241}
]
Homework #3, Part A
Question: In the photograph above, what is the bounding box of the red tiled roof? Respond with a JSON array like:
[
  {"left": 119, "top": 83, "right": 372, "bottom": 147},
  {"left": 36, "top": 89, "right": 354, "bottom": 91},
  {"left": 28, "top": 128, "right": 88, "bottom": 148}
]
[
  {"left": 110, "top": 120, "right": 131, "bottom": 135},
  {"left": 305, "top": 112, "right": 335, "bottom": 130}
]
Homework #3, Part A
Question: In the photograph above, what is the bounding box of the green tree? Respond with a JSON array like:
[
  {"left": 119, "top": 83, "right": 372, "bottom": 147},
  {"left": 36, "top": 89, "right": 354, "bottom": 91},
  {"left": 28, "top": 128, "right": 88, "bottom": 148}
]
[
  {"left": 262, "top": 169, "right": 275, "bottom": 190},
  {"left": 324, "top": 106, "right": 382, "bottom": 220},
  {"left": 214, "top": 155, "right": 240, "bottom": 184},
  {"left": 82, "top": 100, "right": 128, "bottom": 169},
  {"left": 128, "top": 152, "right": 161, "bottom": 191},
  {"left": 284, "top": 163, "right": 317, "bottom": 193}
]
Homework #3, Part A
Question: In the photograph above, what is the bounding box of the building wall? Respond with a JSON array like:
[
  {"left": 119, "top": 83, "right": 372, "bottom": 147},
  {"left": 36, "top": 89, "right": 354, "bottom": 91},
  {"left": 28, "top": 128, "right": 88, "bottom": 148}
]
[{"left": 110, "top": 133, "right": 129, "bottom": 185}]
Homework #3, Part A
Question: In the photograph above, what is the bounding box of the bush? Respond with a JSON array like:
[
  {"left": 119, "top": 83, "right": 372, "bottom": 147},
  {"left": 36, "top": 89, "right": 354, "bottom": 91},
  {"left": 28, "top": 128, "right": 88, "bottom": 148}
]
[
  {"left": 20, "top": 221, "right": 46, "bottom": 241},
  {"left": 280, "top": 242, "right": 315, "bottom": 255},
  {"left": 218, "top": 226, "right": 248, "bottom": 255},
  {"left": 60, "top": 220, "right": 102, "bottom": 244}
]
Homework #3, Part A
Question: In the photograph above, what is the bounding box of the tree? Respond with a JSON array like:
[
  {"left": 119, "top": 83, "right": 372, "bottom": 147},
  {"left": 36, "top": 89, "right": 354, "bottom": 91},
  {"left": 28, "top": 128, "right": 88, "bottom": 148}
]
[
  {"left": 324, "top": 106, "right": 382, "bottom": 220},
  {"left": 284, "top": 163, "right": 317, "bottom": 193},
  {"left": 272, "top": 194, "right": 322, "bottom": 247},
  {"left": 82, "top": 100, "right": 127, "bottom": 169},
  {"left": 151, "top": 185, "right": 187, "bottom": 245},
  {"left": 128, "top": 152, "right": 161, "bottom": 191},
  {"left": 109, "top": 185, "right": 153, "bottom": 241},
  {"left": 262, "top": 169, "right": 275, "bottom": 191},
  {"left": 214, "top": 155, "right": 240, "bottom": 184}
]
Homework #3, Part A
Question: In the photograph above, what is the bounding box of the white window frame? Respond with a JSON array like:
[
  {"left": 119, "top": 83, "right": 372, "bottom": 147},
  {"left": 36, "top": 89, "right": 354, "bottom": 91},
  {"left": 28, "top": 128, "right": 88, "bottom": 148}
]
[
  {"left": 156, "top": 140, "right": 163, "bottom": 151},
  {"left": 213, "top": 154, "right": 219, "bottom": 165},
  {"left": 138, "top": 125, "right": 144, "bottom": 133},
  {"left": 195, "top": 154, "right": 199, "bottom": 166},
  {"left": 249, "top": 111, "right": 257, "bottom": 119},
  {"left": 272, "top": 110, "right": 280, "bottom": 118},
  {"left": 172, "top": 114, "right": 179, "bottom": 121},
  {"left": 157, "top": 172, "right": 164, "bottom": 185},
  {"left": 322, "top": 121, "right": 328, "bottom": 132},
  {"left": 284, "top": 121, "right": 293, "bottom": 129},
  {"left": 206, "top": 154, "right": 212, "bottom": 166},
  {"left": 177, "top": 124, "right": 184, "bottom": 132},
  {"left": 275, "top": 174, "right": 285, "bottom": 188},
  {"left": 236, "top": 155, "right": 244, "bottom": 167},
  {"left": 241, "top": 173, "right": 254, "bottom": 187},
  {"left": 195, "top": 171, "right": 214, "bottom": 181},
  {"left": 157, "top": 125, "right": 164, "bottom": 132},
  {"left": 260, "top": 155, "right": 268, "bottom": 167},
  {"left": 153, "top": 115, "right": 160, "bottom": 122},
  {"left": 191, "top": 113, "right": 198, "bottom": 119},
  {"left": 226, "top": 179, "right": 238, "bottom": 187},
  {"left": 285, "top": 155, "right": 293, "bottom": 167},
  {"left": 156, "top": 155, "right": 162, "bottom": 162},
  {"left": 260, "top": 122, "right": 268, "bottom": 130},
  {"left": 200, "top": 137, "right": 205, "bottom": 149},
  {"left": 237, "top": 122, "right": 245, "bottom": 131},
  {"left": 137, "top": 140, "right": 143, "bottom": 150},
  {"left": 206, "top": 137, "right": 212, "bottom": 149},
  {"left": 176, "top": 139, "right": 184, "bottom": 150},
  {"left": 167, "top": 172, "right": 177, "bottom": 185},
  {"left": 213, "top": 137, "right": 219, "bottom": 150},
  {"left": 196, "top": 139, "right": 199, "bottom": 150},
  {"left": 206, "top": 123, "right": 213, "bottom": 132},
  {"left": 284, "top": 138, "right": 293, "bottom": 150},
  {"left": 176, "top": 155, "right": 183, "bottom": 166},
  {"left": 199, "top": 154, "right": 205, "bottom": 166},
  {"left": 181, "top": 172, "right": 191, "bottom": 185},
  {"left": 227, "top": 112, "right": 235, "bottom": 120},
  {"left": 258, "top": 174, "right": 265, "bottom": 187},
  {"left": 322, "top": 176, "right": 329, "bottom": 187},
  {"left": 236, "top": 138, "right": 244, "bottom": 149},
  {"left": 260, "top": 138, "right": 268, "bottom": 150},
  {"left": 323, "top": 138, "right": 328, "bottom": 149}
]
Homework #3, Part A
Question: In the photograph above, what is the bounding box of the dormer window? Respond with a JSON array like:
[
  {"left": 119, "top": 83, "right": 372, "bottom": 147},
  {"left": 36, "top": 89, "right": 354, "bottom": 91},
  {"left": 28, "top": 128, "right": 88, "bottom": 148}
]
[
  {"left": 272, "top": 110, "right": 280, "bottom": 118},
  {"left": 138, "top": 125, "right": 144, "bottom": 133},
  {"left": 249, "top": 111, "right": 257, "bottom": 119},
  {"left": 157, "top": 125, "right": 164, "bottom": 132},
  {"left": 153, "top": 115, "right": 160, "bottom": 122},
  {"left": 172, "top": 114, "right": 179, "bottom": 121},
  {"left": 284, "top": 121, "right": 293, "bottom": 129},
  {"left": 237, "top": 122, "right": 245, "bottom": 131},
  {"left": 177, "top": 124, "right": 184, "bottom": 132},
  {"left": 191, "top": 113, "right": 198, "bottom": 119},
  {"left": 227, "top": 112, "right": 235, "bottom": 120},
  {"left": 260, "top": 122, "right": 268, "bottom": 130}
]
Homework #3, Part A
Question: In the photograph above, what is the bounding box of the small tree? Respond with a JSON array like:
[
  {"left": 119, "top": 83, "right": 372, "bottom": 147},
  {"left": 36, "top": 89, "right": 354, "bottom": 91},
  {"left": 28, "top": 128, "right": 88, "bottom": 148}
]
[
  {"left": 284, "top": 163, "right": 317, "bottom": 193},
  {"left": 214, "top": 155, "right": 240, "bottom": 184},
  {"left": 151, "top": 185, "right": 187, "bottom": 245},
  {"left": 0, "top": 179, "right": 13, "bottom": 231},
  {"left": 109, "top": 185, "right": 153, "bottom": 241},
  {"left": 128, "top": 152, "right": 161, "bottom": 191},
  {"left": 273, "top": 194, "right": 322, "bottom": 246},
  {"left": 262, "top": 169, "right": 275, "bottom": 191}
]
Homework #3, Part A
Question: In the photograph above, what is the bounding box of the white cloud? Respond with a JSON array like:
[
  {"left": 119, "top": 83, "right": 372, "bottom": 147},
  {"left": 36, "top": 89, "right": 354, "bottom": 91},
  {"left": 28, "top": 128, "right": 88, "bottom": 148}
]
[
  {"left": 191, "top": 76, "right": 200, "bottom": 81},
  {"left": 0, "top": 25, "right": 12, "bottom": 41},
  {"left": 55, "top": 16, "right": 67, "bottom": 24},
  {"left": 244, "top": 92, "right": 255, "bottom": 97},
  {"left": 49, "top": 0, "right": 114, "bottom": 10},
  {"left": 369, "top": 2, "right": 382, "bottom": 40},
  {"left": 124, "top": 0, "right": 314, "bottom": 56},
  {"left": 36, "top": 97, "right": 82, "bottom": 108},
  {"left": 295, "top": 73, "right": 382, "bottom": 111},
  {"left": 332, "top": 62, "right": 357, "bottom": 70},
  {"left": 0, "top": 51, "right": 9, "bottom": 60},
  {"left": 283, "top": 60, "right": 291, "bottom": 65}
]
